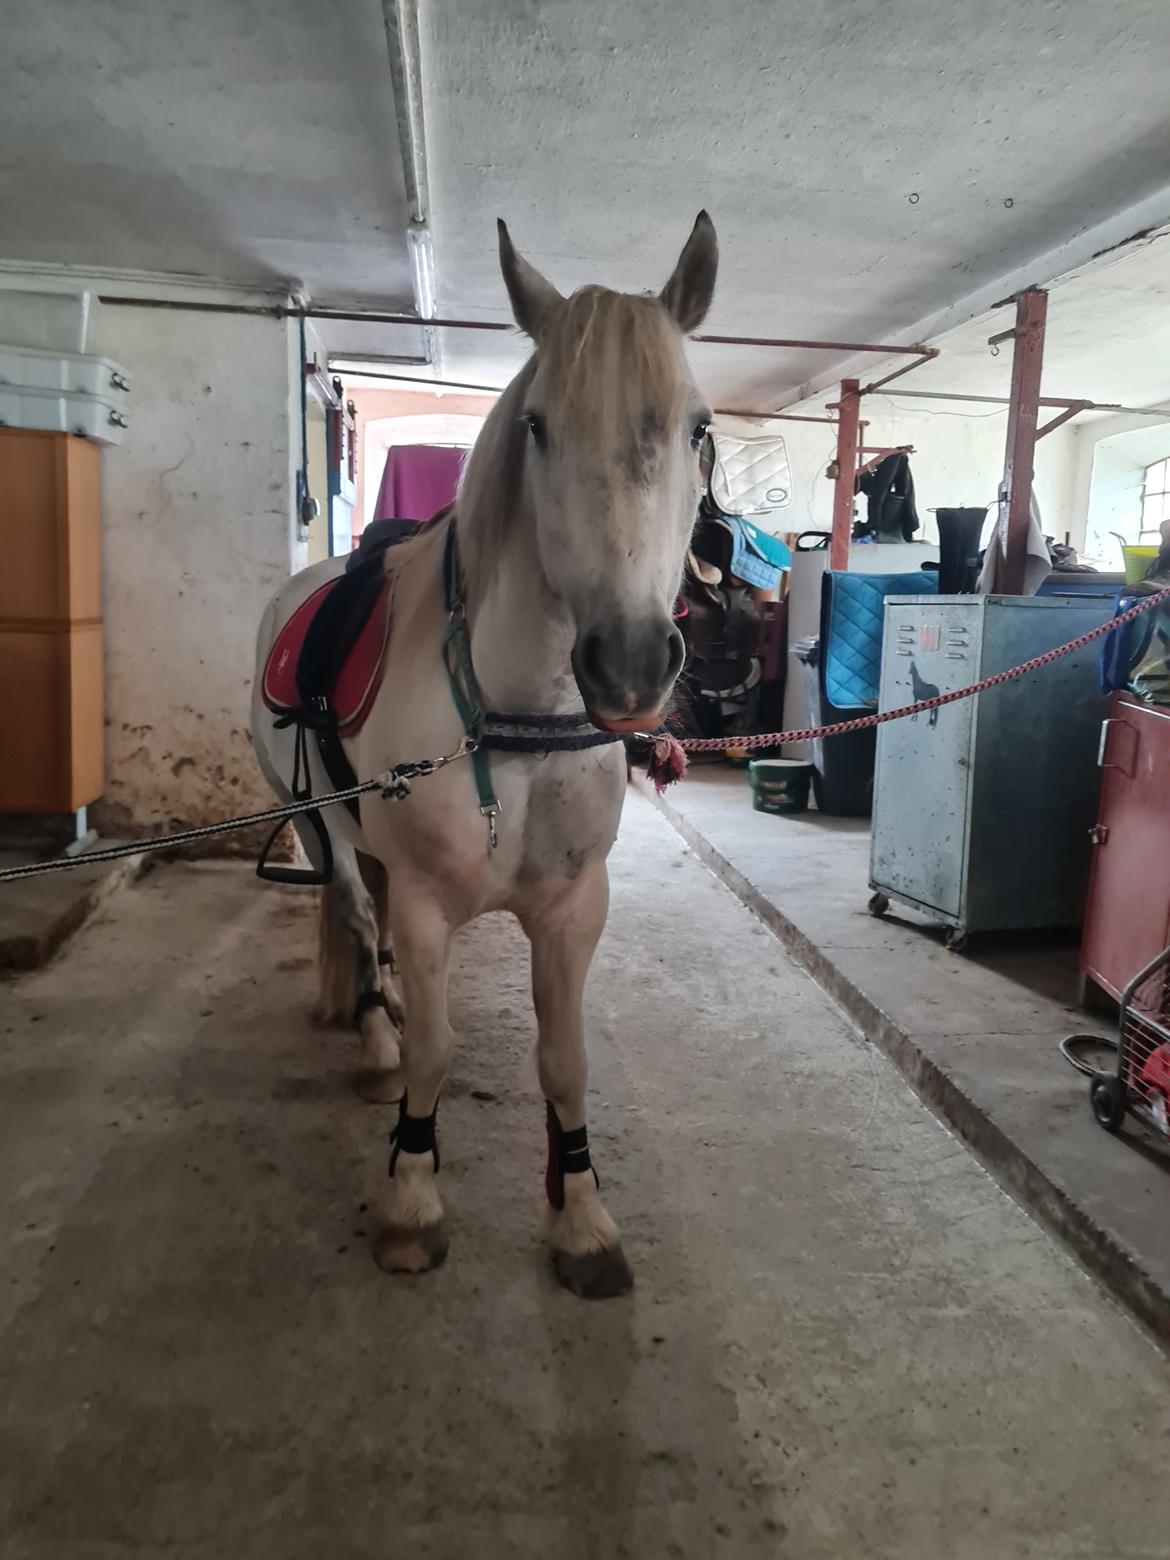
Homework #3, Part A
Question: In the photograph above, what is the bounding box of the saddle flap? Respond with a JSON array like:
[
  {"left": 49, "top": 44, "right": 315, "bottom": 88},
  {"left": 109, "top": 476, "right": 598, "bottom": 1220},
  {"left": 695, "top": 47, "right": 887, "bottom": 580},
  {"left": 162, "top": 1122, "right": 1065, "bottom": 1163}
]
[{"left": 262, "top": 571, "right": 393, "bottom": 735}]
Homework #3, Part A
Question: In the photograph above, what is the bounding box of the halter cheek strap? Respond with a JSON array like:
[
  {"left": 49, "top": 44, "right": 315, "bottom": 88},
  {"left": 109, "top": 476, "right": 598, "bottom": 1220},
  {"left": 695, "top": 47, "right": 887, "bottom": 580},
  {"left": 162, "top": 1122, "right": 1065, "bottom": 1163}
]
[
  {"left": 545, "top": 1101, "right": 598, "bottom": 1211},
  {"left": 442, "top": 522, "right": 501, "bottom": 850}
]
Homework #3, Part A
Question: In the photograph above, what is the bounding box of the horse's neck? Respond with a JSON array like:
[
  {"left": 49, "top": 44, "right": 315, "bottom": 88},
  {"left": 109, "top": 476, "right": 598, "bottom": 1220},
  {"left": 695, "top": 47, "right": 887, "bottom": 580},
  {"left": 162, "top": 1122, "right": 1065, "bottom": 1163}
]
[{"left": 467, "top": 521, "right": 579, "bottom": 716}]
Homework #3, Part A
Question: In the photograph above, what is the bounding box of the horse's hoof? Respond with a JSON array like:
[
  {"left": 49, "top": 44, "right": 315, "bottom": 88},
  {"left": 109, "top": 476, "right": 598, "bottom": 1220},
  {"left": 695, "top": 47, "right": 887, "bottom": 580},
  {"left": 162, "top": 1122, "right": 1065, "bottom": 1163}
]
[
  {"left": 354, "top": 1068, "right": 404, "bottom": 1105},
  {"left": 553, "top": 1243, "right": 634, "bottom": 1300},
  {"left": 373, "top": 1220, "right": 449, "bottom": 1274}
]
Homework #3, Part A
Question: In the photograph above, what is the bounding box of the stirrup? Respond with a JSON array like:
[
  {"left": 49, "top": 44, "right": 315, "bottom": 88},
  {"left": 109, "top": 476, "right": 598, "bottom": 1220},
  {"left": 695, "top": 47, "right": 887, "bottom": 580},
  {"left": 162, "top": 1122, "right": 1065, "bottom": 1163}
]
[{"left": 255, "top": 809, "right": 334, "bottom": 886}]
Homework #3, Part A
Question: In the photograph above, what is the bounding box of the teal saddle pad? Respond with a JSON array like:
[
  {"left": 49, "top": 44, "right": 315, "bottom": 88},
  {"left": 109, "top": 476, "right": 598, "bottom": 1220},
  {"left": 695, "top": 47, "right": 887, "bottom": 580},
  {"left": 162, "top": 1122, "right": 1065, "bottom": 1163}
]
[{"left": 822, "top": 570, "right": 937, "bottom": 710}]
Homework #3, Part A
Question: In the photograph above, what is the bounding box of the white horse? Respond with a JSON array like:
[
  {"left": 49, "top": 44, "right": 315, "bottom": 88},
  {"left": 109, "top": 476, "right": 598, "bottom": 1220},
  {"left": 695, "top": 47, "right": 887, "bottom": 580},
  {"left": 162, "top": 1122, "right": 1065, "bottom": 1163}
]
[{"left": 251, "top": 214, "right": 718, "bottom": 1297}]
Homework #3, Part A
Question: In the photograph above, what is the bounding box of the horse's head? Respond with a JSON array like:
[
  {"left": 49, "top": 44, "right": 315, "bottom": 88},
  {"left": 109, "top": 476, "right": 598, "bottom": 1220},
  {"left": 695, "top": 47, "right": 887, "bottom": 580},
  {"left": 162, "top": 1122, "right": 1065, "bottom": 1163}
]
[{"left": 497, "top": 214, "right": 718, "bottom": 732}]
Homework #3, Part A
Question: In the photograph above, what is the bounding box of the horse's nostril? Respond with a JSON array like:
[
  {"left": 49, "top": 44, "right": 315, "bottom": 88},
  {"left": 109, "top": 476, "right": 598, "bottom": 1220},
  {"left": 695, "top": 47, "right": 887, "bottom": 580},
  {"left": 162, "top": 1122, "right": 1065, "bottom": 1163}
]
[
  {"left": 664, "top": 625, "right": 685, "bottom": 684},
  {"left": 579, "top": 631, "right": 606, "bottom": 690}
]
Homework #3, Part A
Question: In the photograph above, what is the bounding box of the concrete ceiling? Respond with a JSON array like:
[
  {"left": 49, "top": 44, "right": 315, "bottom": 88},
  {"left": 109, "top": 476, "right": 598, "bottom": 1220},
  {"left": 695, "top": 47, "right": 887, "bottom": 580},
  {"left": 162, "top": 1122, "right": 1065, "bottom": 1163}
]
[
  {"left": 0, "top": 0, "right": 414, "bottom": 303},
  {"left": 3, "top": 0, "right": 1170, "bottom": 410},
  {"left": 416, "top": 0, "right": 1170, "bottom": 403},
  {"left": 851, "top": 228, "right": 1170, "bottom": 419}
]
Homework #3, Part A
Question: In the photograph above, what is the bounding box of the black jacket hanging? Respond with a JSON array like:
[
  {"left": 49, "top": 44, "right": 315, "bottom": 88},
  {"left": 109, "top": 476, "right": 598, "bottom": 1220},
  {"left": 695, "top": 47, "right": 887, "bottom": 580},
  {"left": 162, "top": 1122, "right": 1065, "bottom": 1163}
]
[{"left": 855, "top": 452, "right": 920, "bottom": 541}]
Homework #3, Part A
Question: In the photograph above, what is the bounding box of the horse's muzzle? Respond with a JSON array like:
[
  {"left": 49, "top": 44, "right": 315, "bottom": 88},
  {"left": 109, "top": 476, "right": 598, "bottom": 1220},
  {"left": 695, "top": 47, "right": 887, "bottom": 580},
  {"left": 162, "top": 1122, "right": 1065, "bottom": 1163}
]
[{"left": 572, "top": 616, "right": 684, "bottom": 732}]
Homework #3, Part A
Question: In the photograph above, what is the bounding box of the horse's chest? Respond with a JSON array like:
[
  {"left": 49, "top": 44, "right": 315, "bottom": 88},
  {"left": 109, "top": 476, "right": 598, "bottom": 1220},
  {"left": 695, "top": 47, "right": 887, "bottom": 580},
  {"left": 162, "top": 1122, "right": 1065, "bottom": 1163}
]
[{"left": 512, "top": 748, "right": 625, "bottom": 882}]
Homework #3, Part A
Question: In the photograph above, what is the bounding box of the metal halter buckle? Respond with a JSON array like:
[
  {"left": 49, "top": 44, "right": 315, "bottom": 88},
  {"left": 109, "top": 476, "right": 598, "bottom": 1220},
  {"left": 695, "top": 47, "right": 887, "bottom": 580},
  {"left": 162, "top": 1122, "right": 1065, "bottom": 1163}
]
[{"left": 480, "top": 801, "right": 500, "bottom": 851}]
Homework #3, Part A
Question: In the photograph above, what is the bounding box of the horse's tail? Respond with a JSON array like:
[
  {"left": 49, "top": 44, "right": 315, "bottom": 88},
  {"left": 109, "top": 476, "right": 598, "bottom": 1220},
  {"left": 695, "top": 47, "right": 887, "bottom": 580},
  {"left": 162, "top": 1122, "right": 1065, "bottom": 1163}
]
[
  {"left": 316, "top": 882, "right": 358, "bottom": 1025},
  {"left": 315, "top": 852, "right": 389, "bottom": 1025}
]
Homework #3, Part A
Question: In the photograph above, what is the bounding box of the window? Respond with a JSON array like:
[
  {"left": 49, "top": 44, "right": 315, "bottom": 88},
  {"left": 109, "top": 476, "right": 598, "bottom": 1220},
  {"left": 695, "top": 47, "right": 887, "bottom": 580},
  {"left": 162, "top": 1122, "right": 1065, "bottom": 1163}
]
[{"left": 1142, "top": 457, "right": 1170, "bottom": 536}]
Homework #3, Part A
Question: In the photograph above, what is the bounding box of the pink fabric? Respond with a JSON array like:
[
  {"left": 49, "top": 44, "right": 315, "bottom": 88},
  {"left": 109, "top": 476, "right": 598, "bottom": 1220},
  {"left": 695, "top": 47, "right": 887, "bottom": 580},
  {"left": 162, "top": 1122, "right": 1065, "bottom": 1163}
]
[{"left": 374, "top": 443, "right": 466, "bottom": 522}]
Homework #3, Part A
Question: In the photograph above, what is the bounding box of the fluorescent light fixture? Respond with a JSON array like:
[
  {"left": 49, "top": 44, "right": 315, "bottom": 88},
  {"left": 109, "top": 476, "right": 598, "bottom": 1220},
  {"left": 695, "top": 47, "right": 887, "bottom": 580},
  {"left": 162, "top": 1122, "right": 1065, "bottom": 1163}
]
[
  {"left": 382, "top": 0, "right": 429, "bottom": 225},
  {"left": 328, "top": 353, "right": 430, "bottom": 369},
  {"left": 407, "top": 223, "right": 436, "bottom": 321}
]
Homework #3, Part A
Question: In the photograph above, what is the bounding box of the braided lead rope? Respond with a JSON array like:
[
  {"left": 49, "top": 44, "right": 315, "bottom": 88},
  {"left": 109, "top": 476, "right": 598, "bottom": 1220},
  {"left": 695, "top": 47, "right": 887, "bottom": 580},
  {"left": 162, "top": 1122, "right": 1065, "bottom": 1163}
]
[
  {"left": 676, "top": 588, "right": 1170, "bottom": 754},
  {"left": 0, "top": 742, "right": 477, "bottom": 885},
  {"left": 2, "top": 590, "right": 1164, "bottom": 884}
]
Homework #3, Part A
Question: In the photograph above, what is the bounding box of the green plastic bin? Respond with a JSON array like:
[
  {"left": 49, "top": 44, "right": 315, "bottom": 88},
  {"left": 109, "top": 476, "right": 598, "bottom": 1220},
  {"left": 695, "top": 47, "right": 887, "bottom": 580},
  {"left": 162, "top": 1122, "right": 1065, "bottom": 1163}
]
[{"left": 748, "top": 758, "right": 812, "bottom": 815}]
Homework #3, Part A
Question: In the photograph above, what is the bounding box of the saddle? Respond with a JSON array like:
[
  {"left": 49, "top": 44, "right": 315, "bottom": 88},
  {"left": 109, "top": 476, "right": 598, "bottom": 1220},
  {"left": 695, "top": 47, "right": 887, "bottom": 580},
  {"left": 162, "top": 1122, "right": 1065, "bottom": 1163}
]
[
  {"left": 257, "top": 550, "right": 396, "bottom": 883},
  {"left": 262, "top": 564, "right": 393, "bottom": 741}
]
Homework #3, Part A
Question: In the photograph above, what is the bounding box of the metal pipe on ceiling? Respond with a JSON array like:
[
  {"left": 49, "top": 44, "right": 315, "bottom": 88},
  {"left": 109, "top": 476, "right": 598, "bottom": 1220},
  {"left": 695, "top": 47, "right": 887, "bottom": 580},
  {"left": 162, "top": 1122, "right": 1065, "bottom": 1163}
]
[
  {"left": 867, "top": 388, "right": 1170, "bottom": 417},
  {"left": 93, "top": 293, "right": 928, "bottom": 357},
  {"left": 861, "top": 350, "right": 940, "bottom": 394},
  {"left": 689, "top": 331, "right": 931, "bottom": 356},
  {"left": 336, "top": 366, "right": 837, "bottom": 422}
]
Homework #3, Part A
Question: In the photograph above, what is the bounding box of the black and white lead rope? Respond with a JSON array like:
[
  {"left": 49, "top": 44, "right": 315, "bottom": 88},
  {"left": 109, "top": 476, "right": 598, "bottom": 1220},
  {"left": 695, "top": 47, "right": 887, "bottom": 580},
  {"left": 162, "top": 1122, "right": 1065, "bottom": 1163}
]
[{"left": 0, "top": 740, "right": 479, "bottom": 885}]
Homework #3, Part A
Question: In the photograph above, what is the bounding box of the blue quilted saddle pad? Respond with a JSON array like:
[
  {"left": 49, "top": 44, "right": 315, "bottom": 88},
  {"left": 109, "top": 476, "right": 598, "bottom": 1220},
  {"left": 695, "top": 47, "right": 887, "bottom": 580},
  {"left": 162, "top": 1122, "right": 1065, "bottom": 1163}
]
[{"left": 823, "top": 571, "right": 937, "bottom": 710}]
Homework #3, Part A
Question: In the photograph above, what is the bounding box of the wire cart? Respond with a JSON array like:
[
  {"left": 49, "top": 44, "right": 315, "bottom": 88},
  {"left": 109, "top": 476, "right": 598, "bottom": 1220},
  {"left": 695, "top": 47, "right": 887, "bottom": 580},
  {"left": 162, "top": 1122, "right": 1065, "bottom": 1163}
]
[{"left": 1065, "top": 945, "right": 1170, "bottom": 1138}]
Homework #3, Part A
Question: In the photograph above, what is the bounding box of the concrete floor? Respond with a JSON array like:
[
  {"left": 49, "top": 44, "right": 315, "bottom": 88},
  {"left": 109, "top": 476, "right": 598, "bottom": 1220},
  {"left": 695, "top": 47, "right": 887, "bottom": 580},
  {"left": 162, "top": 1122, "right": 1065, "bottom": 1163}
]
[
  {"left": 1, "top": 794, "right": 1167, "bottom": 1559},
  {"left": 656, "top": 768, "right": 1170, "bottom": 1340}
]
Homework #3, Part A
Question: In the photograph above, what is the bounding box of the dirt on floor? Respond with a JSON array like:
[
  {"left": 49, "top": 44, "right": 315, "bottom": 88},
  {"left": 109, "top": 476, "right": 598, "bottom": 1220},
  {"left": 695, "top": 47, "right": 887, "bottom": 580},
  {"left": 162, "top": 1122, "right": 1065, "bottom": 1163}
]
[{"left": 1, "top": 794, "right": 1167, "bottom": 1560}]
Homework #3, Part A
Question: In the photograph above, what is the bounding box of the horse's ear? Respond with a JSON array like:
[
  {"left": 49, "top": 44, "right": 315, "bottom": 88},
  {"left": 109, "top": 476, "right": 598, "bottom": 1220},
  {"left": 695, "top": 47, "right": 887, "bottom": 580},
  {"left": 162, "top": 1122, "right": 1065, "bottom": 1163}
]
[
  {"left": 497, "top": 220, "right": 564, "bottom": 341},
  {"left": 660, "top": 211, "right": 718, "bottom": 333}
]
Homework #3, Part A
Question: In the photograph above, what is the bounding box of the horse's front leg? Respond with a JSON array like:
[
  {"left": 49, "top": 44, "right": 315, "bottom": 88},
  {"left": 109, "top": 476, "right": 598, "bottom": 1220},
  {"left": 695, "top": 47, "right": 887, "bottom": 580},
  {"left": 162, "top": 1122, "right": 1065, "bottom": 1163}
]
[
  {"left": 523, "top": 863, "right": 633, "bottom": 1300},
  {"left": 372, "top": 889, "right": 454, "bottom": 1275}
]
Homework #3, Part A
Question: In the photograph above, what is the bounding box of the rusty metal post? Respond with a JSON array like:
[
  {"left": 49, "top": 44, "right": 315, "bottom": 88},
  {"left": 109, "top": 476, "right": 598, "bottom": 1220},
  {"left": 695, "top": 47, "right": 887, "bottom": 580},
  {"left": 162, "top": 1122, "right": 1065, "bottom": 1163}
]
[
  {"left": 830, "top": 379, "right": 861, "bottom": 570},
  {"left": 997, "top": 290, "right": 1048, "bottom": 593}
]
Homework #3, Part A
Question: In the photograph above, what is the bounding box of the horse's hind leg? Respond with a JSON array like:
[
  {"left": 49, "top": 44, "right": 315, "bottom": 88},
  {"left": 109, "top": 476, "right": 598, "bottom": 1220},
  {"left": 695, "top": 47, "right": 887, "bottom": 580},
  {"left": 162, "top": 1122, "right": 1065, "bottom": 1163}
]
[
  {"left": 317, "top": 845, "right": 403, "bottom": 1103},
  {"left": 357, "top": 852, "right": 405, "bottom": 1030}
]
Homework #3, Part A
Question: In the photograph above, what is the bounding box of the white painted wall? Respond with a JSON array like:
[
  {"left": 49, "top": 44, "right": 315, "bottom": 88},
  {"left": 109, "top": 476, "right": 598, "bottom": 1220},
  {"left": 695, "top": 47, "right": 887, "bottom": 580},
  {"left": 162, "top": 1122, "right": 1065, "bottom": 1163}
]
[
  {"left": 0, "top": 266, "right": 301, "bottom": 833},
  {"left": 761, "top": 399, "right": 1078, "bottom": 551}
]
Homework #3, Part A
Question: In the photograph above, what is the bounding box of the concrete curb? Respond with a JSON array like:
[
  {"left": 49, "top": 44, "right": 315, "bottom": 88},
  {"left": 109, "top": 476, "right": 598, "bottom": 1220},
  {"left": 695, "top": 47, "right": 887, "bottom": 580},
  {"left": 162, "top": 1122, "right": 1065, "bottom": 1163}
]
[
  {"left": 0, "top": 851, "right": 148, "bottom": 976},
  {"left": 649, "top": 781, "right": 1170, "bottom": 1347}
]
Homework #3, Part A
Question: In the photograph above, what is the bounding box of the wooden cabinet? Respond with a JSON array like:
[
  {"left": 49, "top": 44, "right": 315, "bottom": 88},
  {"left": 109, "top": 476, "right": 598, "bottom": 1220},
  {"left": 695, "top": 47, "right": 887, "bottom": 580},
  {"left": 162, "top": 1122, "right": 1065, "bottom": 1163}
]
[
  {"left": 0, "top": 428, "right": 103, "bottom": 812},
  {"left": 1080, "top": 693, "right": 1170, "bottom": 1004}
]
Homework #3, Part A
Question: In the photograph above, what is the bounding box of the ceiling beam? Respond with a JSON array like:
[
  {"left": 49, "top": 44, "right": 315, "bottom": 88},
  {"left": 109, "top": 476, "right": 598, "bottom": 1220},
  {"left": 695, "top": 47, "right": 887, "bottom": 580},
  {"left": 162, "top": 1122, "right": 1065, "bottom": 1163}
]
[{"left": 783, "top": 185, "right": 1170, "bottom": 411}]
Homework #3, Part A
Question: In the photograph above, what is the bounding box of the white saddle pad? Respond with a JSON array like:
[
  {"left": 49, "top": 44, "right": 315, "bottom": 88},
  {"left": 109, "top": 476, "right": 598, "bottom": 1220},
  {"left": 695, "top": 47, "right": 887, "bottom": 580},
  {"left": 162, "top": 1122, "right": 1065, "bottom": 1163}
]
[{"left": 708, "top": 417, "right": 792, "bottom": 522}]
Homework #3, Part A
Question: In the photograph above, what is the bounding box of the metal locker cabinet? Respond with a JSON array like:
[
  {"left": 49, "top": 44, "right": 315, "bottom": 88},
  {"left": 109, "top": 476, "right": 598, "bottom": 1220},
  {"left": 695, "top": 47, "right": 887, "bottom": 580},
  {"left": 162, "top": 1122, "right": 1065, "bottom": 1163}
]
[{"left": 869, "top": 594, "right": 1113, "bottom": 943}]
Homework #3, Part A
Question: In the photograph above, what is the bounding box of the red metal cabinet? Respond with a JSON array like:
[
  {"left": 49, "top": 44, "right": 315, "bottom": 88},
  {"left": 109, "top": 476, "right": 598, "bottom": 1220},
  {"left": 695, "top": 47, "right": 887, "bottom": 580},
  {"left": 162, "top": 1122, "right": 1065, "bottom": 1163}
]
[{"left": 1080, "top": 693, "right": 1170, "bottom": 1004}]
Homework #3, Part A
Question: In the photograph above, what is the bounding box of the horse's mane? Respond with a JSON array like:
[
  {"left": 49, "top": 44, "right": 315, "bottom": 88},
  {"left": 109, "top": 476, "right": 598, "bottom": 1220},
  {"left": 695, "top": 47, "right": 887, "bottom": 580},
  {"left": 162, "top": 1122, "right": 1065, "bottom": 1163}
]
[{"left": 385, "top": 286, "right": 689, "bottom": 657}]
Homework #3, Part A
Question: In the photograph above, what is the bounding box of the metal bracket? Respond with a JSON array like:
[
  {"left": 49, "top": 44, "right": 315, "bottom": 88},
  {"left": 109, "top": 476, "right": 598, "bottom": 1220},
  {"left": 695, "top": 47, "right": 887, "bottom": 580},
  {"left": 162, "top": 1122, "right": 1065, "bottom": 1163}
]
[{"left": 481, "top": 802, "right": 500, "bottom": 852}]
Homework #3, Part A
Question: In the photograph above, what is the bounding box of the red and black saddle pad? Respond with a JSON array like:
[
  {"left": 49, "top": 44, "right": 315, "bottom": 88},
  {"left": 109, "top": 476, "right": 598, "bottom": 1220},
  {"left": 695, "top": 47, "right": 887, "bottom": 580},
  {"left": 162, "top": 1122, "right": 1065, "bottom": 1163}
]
[
  {"left": 262, "top": 569, "right": 393, "bottom": 737},
  {"left": 256, "top": 560, "right": 394, "bottom": 884}
]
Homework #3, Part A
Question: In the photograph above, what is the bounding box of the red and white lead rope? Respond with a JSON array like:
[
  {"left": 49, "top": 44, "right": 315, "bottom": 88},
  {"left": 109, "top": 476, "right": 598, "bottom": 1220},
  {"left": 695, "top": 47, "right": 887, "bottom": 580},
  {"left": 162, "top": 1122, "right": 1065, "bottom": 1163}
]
[
  {"left": 672, "top": 587, "right": 1170, "bottom": 756},
  {"left": 2, "top": 589, "right": 1166, "bottom": 877}
]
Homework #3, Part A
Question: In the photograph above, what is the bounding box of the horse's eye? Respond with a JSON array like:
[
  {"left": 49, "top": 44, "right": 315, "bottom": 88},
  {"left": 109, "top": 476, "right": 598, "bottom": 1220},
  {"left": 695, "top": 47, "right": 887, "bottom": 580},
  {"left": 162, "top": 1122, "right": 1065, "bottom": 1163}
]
[
  {"left": 525, "top": 410, "right": 548, "bottom": 451},
  {"left": 690, "top": 419, "right": 711, "bottom": 451}
]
